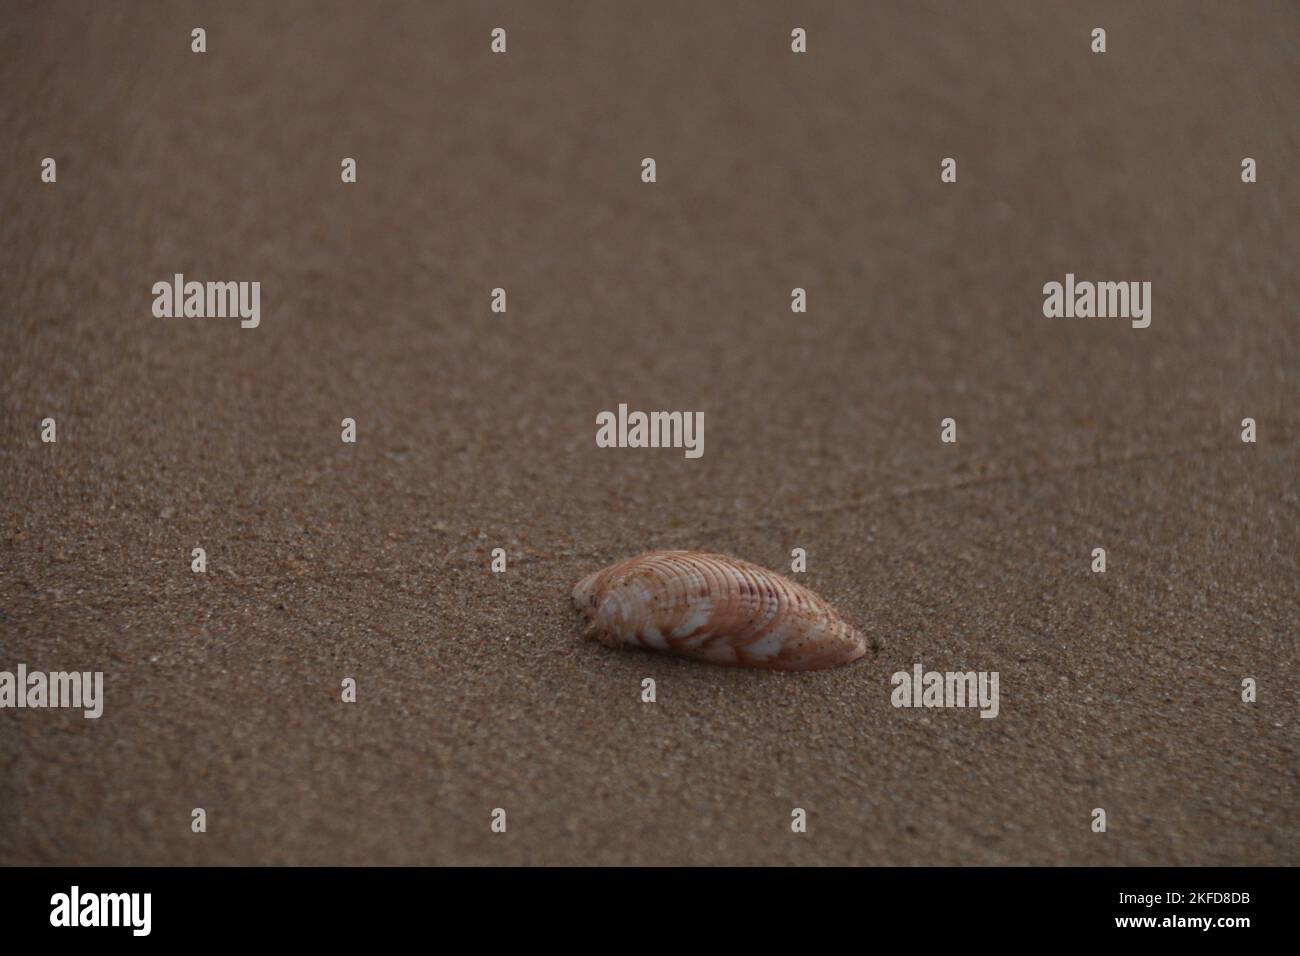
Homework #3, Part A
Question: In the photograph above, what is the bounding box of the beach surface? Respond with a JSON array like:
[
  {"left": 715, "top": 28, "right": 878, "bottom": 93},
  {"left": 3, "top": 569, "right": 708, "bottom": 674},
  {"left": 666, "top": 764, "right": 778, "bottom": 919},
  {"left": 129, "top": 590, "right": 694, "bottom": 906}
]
[{"left": 1, "top": 0, "right": 1297, "bottom": 864}]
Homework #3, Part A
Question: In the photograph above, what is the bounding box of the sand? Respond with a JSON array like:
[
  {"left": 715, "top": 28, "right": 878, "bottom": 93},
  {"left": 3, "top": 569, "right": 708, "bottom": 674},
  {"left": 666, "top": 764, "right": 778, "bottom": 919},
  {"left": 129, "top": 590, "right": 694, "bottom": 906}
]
[{"left": 1, "top": 1, "right": 1296, "bottom": 865}]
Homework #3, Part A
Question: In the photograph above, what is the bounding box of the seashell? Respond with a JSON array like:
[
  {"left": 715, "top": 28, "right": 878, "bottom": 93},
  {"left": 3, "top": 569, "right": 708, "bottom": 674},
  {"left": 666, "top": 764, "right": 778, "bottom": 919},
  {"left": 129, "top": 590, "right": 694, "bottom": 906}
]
[{"left": 572, "top": 550, "right": 869, "bottom": 670}]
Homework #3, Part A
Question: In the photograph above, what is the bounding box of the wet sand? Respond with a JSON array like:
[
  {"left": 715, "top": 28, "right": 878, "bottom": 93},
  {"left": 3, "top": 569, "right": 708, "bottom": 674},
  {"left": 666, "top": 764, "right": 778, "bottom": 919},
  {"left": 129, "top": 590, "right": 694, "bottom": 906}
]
[{"left": 1, "top": 1, "right": 1297, "bottom": 864}]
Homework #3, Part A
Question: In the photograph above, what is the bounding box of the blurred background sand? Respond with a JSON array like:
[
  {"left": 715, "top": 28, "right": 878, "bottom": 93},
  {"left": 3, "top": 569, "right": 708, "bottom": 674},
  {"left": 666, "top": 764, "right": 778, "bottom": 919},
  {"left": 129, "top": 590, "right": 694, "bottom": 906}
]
[{"left": 1, "top": 1, "right": 1296, "bottom": 864}]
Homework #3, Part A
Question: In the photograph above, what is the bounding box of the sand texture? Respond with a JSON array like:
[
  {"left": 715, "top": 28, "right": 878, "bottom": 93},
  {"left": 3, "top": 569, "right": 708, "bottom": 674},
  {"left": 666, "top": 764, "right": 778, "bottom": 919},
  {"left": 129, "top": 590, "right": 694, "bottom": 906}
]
[{"left": 1, "top": 1, "right": 1297, "bottom": 864}]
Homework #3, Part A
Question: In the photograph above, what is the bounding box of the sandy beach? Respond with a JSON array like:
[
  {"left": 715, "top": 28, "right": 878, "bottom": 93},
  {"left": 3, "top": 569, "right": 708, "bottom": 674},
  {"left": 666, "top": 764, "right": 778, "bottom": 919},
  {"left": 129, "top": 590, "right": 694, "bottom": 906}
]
[{"left": 1, "top": 0, "right": 1296, "bottom": 865}]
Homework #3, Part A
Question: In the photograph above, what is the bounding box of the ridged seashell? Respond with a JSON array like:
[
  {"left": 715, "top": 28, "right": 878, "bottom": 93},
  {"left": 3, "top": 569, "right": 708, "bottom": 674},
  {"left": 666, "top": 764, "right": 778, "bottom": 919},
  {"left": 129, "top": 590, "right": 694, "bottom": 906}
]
[{"left": 572, "top": 550, "right": 868, "bottom": 670}]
